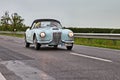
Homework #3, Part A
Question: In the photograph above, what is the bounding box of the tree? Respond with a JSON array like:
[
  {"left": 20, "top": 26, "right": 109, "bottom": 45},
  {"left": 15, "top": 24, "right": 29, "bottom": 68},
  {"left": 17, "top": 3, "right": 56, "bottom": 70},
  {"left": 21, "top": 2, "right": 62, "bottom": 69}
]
[
  {"left": 10, "top": 13, "right": 24, "bottom": 31},
  {"left": 1, "top": 11, "right": 11, "bottom": 30},
  {"left": 0, "top": 11, "right": 25, "bottom": 31}
]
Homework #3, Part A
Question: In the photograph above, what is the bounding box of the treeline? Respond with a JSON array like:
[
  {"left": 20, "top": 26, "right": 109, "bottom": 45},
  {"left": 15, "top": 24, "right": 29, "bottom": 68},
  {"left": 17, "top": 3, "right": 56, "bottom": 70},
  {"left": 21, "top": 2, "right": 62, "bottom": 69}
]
[
  {"left": 1, "top": 11, "right": 120, "bottom": 33},
  {"left": 0, "top": 11, "right": 28, "bottom": 31},
  {"left": 0, "top": 25, "right": 28, "bottom": 31},
  {"left": 67, "top": 28, "right": 120, "bottom": 33}
]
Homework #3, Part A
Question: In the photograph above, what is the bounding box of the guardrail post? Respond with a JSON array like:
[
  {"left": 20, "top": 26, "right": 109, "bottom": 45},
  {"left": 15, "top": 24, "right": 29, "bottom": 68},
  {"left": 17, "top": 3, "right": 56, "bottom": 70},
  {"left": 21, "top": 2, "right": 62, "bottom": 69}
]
[
  {"left": 112, "top": 40, "right": 117, "bottom": 45},
  {"left": 88, "top": 38, "right": 92, "bottom": 44}
]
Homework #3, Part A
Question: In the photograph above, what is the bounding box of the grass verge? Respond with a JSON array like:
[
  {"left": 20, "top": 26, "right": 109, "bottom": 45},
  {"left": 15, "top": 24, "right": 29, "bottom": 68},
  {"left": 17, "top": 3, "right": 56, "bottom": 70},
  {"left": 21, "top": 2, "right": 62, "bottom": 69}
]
[
  {"left": 74, "top": 37, "right": 120, "bottom": 50},
  {"left": 0, "top": 33, "right": 24, "bottom": 38}
]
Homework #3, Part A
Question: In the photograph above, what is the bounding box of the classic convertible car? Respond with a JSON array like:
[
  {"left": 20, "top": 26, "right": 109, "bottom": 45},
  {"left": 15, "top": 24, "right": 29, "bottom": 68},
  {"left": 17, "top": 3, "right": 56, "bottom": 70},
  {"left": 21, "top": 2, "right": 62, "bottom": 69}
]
[{"left": 25, "top": 19, "right": 74, "bottom": 50}]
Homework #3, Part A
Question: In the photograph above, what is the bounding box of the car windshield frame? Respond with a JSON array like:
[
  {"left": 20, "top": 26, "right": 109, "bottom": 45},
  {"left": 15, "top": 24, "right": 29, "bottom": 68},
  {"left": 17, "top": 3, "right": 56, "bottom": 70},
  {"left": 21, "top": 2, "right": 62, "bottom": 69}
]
[
  {"left": 38, "top": 21, "right": 62, "bottom": 28},
  {"left": 31, "top": 19, "right": 63, "bottom": 29}
]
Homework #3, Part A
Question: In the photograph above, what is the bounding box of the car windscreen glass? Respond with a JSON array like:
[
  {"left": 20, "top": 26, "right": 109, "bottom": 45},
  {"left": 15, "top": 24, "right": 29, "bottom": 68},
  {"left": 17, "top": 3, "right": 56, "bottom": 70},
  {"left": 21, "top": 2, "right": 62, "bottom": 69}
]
[{"left": 39, "top": 21, "right": 62, "bottom": 28}]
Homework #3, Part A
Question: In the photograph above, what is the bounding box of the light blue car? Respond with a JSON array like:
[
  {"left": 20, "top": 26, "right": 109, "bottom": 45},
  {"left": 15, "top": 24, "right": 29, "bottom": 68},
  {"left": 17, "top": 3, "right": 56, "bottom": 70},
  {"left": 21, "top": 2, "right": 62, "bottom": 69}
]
[{"left": 25, "top": 19, "right": 74, "bottom": 50}]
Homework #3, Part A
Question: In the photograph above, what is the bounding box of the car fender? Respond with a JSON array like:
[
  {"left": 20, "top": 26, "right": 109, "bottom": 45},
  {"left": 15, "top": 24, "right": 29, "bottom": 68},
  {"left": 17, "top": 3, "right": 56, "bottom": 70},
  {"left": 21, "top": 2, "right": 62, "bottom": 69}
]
[{"left": 61, "top": 29, "right": 74, "bottom": 43}]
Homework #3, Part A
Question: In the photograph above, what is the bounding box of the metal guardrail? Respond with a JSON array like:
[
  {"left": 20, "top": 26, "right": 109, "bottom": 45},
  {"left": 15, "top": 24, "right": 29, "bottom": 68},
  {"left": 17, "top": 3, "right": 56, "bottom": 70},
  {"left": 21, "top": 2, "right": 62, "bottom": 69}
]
[
  {"left": 74, "top": 33, "right": 120, "bottom": 40},
  {"left": 0, "top": 31, "right": 120, "bottom": 40}
]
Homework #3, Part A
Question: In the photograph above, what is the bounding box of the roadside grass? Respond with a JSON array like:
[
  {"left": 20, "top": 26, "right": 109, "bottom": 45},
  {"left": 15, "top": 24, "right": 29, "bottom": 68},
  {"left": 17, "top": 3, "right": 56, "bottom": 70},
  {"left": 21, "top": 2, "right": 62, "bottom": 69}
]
[
  {"left": 74, "top": 37, "right": 120, "bottom": 50},
  {"left": 0, "top": 33, "right": 24, "bottom": 38},
  {"left": 1, "top": 33, "right": 120, "bottom": 50}
]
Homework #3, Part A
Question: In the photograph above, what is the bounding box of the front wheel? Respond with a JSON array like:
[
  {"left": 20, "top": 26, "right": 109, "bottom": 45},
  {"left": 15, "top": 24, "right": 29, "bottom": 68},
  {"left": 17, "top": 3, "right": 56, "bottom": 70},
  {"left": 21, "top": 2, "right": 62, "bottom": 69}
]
[
  {"left": 25, "top": 35, "right": 30, "bottom": 48},
  {"left": 25, "top": 42, "right": 30, "bottom": 48},
  {"left": 66, "top": 44, "right": 73, "bottom": 50},
  {"left": 33, "top": 36, "right": 41, "bottom": 50},
  {"left": 66, "top": 46, "right": 73, "bottom": 50}
]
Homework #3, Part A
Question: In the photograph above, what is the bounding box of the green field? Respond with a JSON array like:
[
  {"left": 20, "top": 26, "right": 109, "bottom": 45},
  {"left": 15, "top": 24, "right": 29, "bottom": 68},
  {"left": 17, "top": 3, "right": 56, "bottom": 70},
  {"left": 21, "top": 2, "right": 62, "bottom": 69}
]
[
  {"left": 0, "top": 33, "right": 120, "bottom": 50},
  {"left": 0, "top": 33, "right": 24, "bottom": 38},
  {"left": 75, "top": 37, "right": 120, "bottom": 50}
]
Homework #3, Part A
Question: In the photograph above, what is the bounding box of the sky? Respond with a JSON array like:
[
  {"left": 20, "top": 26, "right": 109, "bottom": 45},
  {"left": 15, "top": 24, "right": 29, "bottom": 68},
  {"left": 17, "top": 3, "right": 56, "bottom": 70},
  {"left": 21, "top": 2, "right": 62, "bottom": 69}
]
[{"left": 0, "top": 0, "right": 120, "bottom": 28}]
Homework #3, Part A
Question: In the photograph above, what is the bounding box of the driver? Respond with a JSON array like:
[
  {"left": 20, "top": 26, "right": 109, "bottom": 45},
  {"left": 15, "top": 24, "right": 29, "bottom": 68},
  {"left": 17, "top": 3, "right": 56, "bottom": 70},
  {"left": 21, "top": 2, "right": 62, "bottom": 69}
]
[{"left": 35, "top": 22, "right": 41, "bottom": 28}]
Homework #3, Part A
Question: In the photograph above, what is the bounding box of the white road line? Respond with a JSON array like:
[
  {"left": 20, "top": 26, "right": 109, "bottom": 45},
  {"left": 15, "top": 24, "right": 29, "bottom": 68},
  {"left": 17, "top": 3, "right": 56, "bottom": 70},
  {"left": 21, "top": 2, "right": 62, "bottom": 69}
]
[
  {"left": 0, "top": 72, "right": 6, "bottom": 80},
  {"left": 70, "top": 52, "right": 112, "bottom": 63}
]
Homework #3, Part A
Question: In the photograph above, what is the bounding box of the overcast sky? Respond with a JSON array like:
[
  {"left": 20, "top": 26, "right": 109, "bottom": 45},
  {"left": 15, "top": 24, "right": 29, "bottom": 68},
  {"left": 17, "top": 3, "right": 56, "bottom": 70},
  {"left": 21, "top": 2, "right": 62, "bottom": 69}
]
[{"left": 0, "top": 0, "right": 120, "bottom": 28}]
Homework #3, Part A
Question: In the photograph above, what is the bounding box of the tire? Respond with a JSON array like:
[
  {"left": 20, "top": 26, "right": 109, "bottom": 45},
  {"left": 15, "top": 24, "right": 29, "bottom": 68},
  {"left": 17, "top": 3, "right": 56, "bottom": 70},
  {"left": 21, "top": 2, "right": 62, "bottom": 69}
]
[
  {"left": 66, "top": 46, "right": 73, "bottom": 50},
  {"left": 66, "top": 44, "right": 73, "bottom": 50},
  {"left": 33, "top": 36, "right": 40, "bottom": 50},
  {"left": 25, "top": 35, "right": 30, "bottom": 48}
]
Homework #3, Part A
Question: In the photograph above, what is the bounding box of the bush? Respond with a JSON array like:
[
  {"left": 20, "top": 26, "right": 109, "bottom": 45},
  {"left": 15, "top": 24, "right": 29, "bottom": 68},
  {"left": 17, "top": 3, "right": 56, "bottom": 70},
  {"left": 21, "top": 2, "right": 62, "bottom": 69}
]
[{"left": 0, "top": 25, "right": 29, "bottom": 31}]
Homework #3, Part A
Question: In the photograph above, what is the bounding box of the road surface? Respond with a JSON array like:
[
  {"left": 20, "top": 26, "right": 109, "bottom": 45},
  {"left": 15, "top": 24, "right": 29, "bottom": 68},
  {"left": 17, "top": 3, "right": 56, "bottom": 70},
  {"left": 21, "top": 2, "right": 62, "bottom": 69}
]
[{"left": 0, "top": 35, "right": 120, "bottom": 80}]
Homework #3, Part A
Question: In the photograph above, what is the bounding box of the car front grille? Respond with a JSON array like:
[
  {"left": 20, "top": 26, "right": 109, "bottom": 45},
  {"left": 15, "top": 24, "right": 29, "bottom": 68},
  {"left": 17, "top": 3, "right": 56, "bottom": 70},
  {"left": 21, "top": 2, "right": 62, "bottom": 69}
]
[{"left": 52, "top": 32, "right": 61, "bottom": 44}]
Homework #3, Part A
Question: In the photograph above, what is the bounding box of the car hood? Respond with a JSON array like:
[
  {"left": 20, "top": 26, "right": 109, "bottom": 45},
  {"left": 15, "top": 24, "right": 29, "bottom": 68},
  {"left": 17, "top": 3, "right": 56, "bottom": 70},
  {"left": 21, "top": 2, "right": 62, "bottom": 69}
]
[{"left": 34, "top": 27, "right": 73, "bottom": 35}]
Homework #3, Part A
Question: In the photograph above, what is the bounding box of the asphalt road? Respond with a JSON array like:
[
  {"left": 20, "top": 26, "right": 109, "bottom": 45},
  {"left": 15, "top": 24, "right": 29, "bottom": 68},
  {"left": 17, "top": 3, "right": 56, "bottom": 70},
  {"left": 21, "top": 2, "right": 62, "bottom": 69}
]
[{"left": 0, "top": 35, "right": 120, "bottom": 80}]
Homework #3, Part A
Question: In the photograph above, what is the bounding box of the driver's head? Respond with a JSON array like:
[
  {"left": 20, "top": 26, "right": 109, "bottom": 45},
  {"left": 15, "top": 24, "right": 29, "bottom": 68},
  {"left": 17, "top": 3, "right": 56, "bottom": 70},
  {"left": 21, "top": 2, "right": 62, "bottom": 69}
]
[{"left": 35, "top": 22, "right": 41, "bottom": 28}]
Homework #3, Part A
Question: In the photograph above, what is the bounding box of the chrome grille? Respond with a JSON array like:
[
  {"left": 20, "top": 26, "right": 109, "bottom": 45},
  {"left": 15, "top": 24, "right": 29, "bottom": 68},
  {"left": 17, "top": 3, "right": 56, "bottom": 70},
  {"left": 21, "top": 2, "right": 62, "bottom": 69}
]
[{"left": 52, "top": 32, "right": 61, "bottom": 44}]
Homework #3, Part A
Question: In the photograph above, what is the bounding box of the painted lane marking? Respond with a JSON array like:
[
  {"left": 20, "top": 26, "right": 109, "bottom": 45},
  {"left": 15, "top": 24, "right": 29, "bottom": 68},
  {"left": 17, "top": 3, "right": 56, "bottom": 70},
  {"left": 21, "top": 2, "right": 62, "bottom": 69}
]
[
  {"left": 1, "top": 60, "right": 56, "bottom": 80},
  {"left": 70, "top": 52, "right": 112, "bottom": 63},
  {"left": 0, "top": 72, "right": 6, "bottom": 80}
]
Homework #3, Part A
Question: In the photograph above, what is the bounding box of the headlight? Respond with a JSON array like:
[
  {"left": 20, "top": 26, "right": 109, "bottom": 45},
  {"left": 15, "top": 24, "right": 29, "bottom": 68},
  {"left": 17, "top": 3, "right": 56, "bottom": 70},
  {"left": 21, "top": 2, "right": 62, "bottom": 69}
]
[
  {"left": 68, "top": 32, "right": 74, "bottom": 37},
  {"left": 40, "top": 32, "right": 46, "bottom": 38}
]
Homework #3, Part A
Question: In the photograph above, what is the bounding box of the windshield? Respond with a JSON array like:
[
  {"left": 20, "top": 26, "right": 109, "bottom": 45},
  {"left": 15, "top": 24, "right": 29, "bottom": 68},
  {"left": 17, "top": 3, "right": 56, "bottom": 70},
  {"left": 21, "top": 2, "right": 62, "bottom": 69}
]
[{"left": 35, "top": 21, "right": 62, "bottom": 28}]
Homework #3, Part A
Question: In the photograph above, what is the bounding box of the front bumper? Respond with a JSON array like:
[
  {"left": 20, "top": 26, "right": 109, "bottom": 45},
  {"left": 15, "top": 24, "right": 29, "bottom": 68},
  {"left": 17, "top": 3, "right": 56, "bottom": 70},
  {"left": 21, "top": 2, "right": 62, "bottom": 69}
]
[{"left": 37, "top": 40, "right": 74, "bottom": 46}]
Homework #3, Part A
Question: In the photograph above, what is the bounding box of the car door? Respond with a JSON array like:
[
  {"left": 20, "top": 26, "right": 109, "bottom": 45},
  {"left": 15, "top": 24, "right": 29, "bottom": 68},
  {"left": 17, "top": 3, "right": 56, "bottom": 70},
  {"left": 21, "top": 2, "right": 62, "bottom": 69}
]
[{"left": 26, "top": 23, "right": 36, "bottom": 43}]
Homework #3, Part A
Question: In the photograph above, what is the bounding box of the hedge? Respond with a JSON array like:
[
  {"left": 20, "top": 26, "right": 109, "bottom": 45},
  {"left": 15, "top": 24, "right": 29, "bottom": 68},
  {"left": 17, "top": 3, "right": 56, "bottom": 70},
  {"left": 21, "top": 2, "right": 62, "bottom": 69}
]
[{"left": 66, "top": 28, "right": 120, "bottom": 33}]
